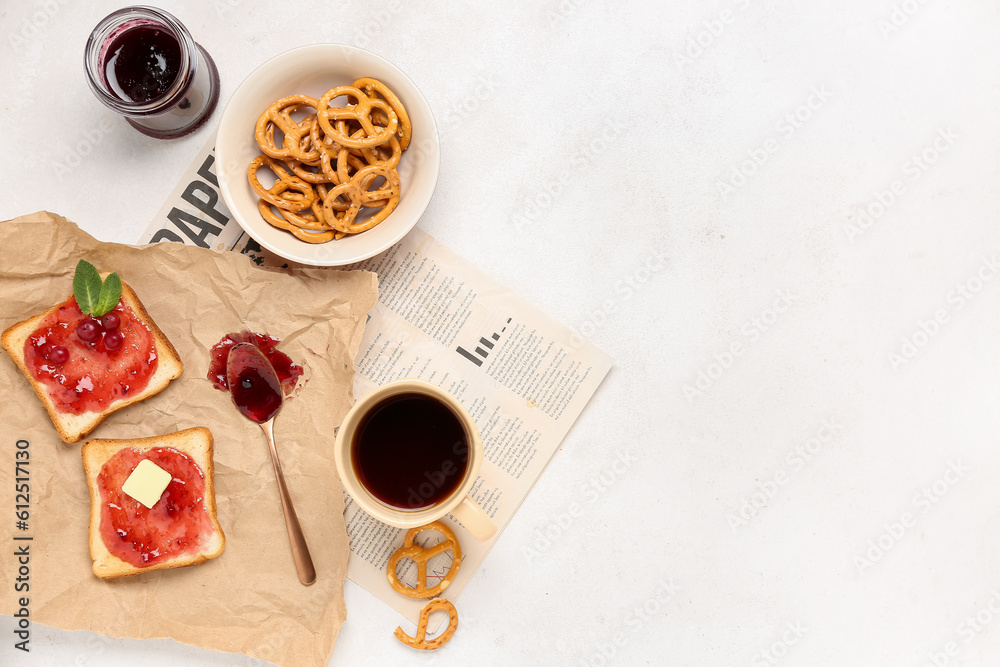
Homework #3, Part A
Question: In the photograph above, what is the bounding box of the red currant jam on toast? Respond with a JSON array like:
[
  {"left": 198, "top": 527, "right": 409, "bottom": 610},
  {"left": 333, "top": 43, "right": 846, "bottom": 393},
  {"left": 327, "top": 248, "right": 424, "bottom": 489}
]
[
  {"left": 24, "top": 297, "right": 158, "bottom": 414},
  {"left": 97, "top": 447, "right": 213, "bottom": 567}
]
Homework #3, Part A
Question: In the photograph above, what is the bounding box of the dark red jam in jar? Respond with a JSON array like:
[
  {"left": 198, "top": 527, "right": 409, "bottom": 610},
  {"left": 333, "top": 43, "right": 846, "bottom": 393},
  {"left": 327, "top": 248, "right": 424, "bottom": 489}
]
[
  {"left": 97, "top": 447, "right": 213, "bottom": 567},
  {"left": 208, "top": 331, "right": 303, "bottom": 395},
  {"left": 84, "top": 7, "right": 220, "bottom": 139},
  {"left": 104, "top": 26, "right": 181, "bottom": 104},
  {"left": 24, "top": 296, "right": 157, "bottom": 415}
]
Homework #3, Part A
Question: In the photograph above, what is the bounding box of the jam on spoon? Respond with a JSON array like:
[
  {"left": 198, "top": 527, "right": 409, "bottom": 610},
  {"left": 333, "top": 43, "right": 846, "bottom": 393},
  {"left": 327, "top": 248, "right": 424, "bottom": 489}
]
[
  {"left": 228, "top": 342, "right": 283, "bottom": 423},
  {"left": 208, "top": 330, "right": 302, "bottom": 394},
  {"left": 227, "top": 343, "right": 315, "bottom": 585}
]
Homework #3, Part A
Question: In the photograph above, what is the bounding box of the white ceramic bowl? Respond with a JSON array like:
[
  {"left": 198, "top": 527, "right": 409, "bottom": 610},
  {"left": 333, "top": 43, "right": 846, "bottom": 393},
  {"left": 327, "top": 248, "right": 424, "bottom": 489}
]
[{"left": 216, "top": 44, "right": 439, "bottom": 266}]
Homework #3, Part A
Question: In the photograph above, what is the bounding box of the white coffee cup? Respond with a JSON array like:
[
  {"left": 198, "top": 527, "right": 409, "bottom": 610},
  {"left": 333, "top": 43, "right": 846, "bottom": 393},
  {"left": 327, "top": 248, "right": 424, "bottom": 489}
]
[{"left": 334, "top": 379, "right": 496, "bottom": 541}]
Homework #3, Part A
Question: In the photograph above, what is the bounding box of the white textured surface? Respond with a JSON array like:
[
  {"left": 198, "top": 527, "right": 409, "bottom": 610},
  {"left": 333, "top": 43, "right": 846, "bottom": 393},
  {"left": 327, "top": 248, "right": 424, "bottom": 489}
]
[{"left": 4, "top": 1, "right": 1000, "bottom": 665}]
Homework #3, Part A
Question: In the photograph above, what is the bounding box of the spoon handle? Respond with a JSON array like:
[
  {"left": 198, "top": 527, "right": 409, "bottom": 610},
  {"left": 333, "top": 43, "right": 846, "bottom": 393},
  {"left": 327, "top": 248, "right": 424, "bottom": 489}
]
[{"left": 261, "top": 419, "right": 317, "bottom": 585}]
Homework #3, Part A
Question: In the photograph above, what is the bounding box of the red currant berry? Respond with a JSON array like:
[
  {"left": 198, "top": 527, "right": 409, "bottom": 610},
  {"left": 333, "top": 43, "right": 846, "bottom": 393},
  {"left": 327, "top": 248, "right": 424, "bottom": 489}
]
[
  {"left": 104, "top": 331, "right": 124, "bottom": 351},
  {"left": 76, "top": 318, "right": 101, "bottom": 342},
  {"left": 101, "top": 312, "right": 121, "bottom": 330},
  {"left": 49, "top": 345, "right": 69, "bottom": 364}
]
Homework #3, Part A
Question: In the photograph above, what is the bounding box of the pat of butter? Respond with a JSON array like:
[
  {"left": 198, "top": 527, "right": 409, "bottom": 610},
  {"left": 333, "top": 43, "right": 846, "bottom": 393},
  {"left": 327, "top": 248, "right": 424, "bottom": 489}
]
[{"left": 121, "top": 459, "right": 172, "bottom": 509}]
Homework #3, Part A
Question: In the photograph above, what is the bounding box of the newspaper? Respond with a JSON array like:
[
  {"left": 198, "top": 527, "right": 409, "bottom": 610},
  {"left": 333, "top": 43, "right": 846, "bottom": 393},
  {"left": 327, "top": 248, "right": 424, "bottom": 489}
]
[{"left": 140, "top": 135, "right": 613, "bottom": 625}]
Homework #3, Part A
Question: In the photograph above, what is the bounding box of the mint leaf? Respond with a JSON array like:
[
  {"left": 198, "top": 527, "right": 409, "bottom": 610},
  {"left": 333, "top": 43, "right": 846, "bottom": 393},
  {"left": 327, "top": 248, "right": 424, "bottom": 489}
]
[
  {"left": 73, "top": 260, "right": 102, "bottom": 315},
  {"left": 94, "top": 272, "right": 122, "bottom": 317},
  {"left": 73, "top": 261, "right": 122, "bottom": 317}
]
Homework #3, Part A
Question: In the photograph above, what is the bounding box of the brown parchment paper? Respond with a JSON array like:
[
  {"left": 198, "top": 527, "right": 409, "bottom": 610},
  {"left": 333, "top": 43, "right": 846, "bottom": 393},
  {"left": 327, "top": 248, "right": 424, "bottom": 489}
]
[{"left": 0, "top": 212, "right": 378, "bottom": 666}]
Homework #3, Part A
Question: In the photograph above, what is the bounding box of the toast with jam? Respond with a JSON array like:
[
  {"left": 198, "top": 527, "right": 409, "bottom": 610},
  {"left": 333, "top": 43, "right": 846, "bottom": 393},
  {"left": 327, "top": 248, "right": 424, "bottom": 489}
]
[
  {"left": 1, "top": 264, "right": 183, "bottom": 443},
  {"left": 81, "top": 427, "right": 225, "bottom": 579}
]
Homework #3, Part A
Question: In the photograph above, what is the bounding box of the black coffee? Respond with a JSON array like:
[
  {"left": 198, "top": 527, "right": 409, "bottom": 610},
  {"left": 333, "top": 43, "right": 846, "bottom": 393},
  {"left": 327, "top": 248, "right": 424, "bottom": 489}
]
[{"left": 352, "top": 392, "right": 469, "bottom": 510}]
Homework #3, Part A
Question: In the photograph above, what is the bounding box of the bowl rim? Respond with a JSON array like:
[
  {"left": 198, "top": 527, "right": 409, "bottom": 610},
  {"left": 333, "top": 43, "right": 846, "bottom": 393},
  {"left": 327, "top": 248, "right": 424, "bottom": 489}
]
[{"left": 215, "top": 43, "right": 440, "bottom": 267}]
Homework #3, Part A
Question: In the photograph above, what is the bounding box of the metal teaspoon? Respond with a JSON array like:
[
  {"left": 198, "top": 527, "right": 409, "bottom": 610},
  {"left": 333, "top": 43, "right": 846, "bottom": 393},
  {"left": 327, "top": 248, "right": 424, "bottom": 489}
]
[{"left": 226, "top": 342, "right": 316, "bottom": 585}]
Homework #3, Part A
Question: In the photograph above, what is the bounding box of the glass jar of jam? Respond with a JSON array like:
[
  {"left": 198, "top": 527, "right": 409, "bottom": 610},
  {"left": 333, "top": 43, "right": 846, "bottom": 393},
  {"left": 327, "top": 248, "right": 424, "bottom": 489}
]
[{"left": 84, "top": 6, "right": 220, "bottom": 139}]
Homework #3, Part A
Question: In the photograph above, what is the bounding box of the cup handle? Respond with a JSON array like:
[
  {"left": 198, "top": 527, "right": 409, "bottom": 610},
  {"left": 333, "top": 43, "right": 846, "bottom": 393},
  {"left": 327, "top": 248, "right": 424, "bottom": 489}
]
[{"left": 450, "top": 495, "right": 496, "bottom": 541}]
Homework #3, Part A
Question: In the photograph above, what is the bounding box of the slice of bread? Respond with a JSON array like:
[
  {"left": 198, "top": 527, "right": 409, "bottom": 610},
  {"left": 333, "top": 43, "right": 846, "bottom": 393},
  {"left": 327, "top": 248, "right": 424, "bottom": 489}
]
[
  {"left": 81, "top": 427, "right": 225, "bottom": 579},
  {"left": 1, "top": 279, "right": 183, "bottom": 443}
]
